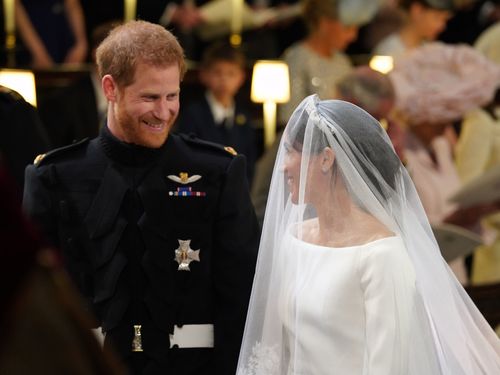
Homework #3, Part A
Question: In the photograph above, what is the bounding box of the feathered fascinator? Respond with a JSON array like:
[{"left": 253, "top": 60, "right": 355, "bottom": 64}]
[{"left": 389, "top": 42, "right": 500, "bottom": 125}]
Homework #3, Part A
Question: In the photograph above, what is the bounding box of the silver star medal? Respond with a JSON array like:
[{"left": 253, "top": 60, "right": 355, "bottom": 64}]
[{"left": 174, "top": 239, "right": 200, "bottom": 271}]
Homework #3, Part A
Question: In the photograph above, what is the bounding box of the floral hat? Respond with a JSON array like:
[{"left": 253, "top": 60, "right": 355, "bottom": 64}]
[{"left": 389, "top": 42, "right": 500, "bottom": 125}]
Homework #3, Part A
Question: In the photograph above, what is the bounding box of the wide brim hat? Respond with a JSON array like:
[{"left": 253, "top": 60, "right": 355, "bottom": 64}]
[
  {"left": 337, "top": 0, "right": 381, "bottom": 26},
  {"left": 389, "top": 42, "right": 500, "bottom": 125}
]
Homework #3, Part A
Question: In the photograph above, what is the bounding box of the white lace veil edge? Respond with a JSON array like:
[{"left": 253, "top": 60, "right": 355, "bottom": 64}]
[{"left": 237, "top": 95, "right": 500, "bottom": 375}]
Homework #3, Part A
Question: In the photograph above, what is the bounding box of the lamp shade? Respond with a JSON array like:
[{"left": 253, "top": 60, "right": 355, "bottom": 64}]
[
  {"left": 251, "top": 60, "right": 290, "bottom": 103},
  {"left": 0, "top": 69, "right": 37, "bottom": 106},
  {"left": 369, "top": 55, "right": 394, "bottom": 74}
]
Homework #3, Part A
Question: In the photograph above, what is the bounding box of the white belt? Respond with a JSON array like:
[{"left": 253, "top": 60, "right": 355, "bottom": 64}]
[
  {"left": 169, "top": 324, "right": 214, "bottom": 348},
  {"left": 92, "top": 327, "right": 106, "bottom": 347}
]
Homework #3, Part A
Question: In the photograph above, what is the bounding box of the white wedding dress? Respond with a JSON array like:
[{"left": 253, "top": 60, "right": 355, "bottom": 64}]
[
  {"left": 279, "top": 233, "right": 419, "bottom": 375},
  {"left": 237, "top": 97, "right": 500, "bottom": 375}
]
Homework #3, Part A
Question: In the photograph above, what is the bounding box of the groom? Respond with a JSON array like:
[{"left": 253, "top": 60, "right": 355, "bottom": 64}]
[{"left": 23, "top": 20, "right": 259, "bottom": 374}]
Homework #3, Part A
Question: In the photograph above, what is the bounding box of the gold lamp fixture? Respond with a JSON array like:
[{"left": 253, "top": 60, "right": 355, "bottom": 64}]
[
  {"left": 3, "top": 0, "right": 16, "bottom": 66},
  {"left": 230, "top": 0, "right": 243, "bottom": 46},
  {"left": 0, "top": 69, "right": 37, "bottom": 106},
  {"left": 369, "top": 55, "right": 394, "bottom": 74},
  {"left": 251, "top": 60, "right": 290, "bottom": 148}
]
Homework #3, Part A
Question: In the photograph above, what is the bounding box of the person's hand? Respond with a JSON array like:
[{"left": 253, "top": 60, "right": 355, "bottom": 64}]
[
  {"left": 444, "top": 200, "right": 500, "bottom": 228},
  {"left": 64, "top": 40, "right": 88, "bottom": 65}
]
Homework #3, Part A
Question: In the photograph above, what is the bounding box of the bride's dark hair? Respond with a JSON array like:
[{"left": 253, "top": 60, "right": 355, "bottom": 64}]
[{"left": 286, "top": 99, "right": 401, "bottom": 196}]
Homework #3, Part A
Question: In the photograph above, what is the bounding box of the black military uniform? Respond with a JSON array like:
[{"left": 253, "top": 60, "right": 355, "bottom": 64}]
[{"left": 23, "top": 125, "right": 260, "bottom": 374}]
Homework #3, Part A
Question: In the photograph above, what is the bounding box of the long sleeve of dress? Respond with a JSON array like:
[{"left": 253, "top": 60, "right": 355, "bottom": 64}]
[{"left": 358, "top": 242, "right": 417, "bottom": 374}]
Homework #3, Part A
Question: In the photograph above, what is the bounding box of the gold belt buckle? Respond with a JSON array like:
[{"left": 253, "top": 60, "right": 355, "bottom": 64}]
[{"left": 132, "top": 324, "right": 143, "bottom": 352}]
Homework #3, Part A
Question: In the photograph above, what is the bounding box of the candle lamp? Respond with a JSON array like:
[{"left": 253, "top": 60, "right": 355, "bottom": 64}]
[
  {"left": 0, "top": 69, "right": 37, "bottom": 106},
  {"left": 369, "top": 55, "right": 394, "bottom": 74},
  {"left": 230, "top": 0, "right": 243, "bottom": 46},
  {"left": 251, "top": 60, "right": 290, "bottom": 148}
]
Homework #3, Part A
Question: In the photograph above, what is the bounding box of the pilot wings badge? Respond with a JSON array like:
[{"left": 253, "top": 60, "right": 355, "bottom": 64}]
[{"left": 168, "top": 172, "right": 202, "bottom": 185}]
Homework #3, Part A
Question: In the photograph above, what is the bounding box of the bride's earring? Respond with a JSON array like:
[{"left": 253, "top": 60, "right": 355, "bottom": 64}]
[{"left": 322, "top": 166, "right": 329, "bottom": 174}]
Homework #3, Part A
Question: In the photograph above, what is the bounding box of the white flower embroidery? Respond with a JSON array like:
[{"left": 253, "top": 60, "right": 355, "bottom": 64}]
[{"left": 239, "top": 342, "right": 280, "bottom": 375}]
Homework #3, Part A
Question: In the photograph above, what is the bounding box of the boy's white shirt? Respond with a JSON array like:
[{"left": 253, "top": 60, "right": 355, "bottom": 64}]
[{"left": 205, "top": 91, "right": 235, "bottom": 127}]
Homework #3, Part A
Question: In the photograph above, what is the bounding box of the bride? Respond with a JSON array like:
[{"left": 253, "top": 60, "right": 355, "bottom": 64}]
[{"left": 237, "top": 95, "right": 500, "bottom": 374}]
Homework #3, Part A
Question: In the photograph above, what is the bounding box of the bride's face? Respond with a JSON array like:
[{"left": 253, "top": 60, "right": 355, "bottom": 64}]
[{"left": 283, "top": 141, "right": 324, "bottom": 205}]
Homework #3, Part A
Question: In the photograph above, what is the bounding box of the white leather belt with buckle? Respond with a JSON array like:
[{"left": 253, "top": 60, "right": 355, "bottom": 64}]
[
  {"left": 92, "top": 327, "right": 106, "bottom": 347},
  {"left": 169, "top": 324, "right": 214, "bottom": 348}
]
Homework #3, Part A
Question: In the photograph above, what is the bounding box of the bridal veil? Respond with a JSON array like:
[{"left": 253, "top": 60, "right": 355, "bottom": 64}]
[{"left": 237, "top": 95, "right": 500, "bottom": 374}]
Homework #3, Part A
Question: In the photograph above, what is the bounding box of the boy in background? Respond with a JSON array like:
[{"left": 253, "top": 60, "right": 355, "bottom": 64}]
[{"left": 177, "top": 43, "right": 257, "bottom": 184}]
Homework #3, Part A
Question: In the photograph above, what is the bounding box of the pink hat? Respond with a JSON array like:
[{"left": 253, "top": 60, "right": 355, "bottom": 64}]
[{"left": 389, "top": 42, "right": 500, "bottom": 125}]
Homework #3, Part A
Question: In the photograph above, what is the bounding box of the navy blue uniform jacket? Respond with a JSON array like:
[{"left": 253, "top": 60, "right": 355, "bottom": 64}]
[{"left": 23, "top": 126, "right": 260, "bottom": 374}]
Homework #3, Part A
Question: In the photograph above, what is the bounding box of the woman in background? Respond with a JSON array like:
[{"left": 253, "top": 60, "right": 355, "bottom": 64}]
[{"left": 278, "top": 0, "right": 379, "bottom": 124}]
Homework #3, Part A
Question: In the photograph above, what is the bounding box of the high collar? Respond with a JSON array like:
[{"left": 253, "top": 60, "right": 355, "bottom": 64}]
[{"left": 99, "top": 125, "right": 169, "bottom": 166}]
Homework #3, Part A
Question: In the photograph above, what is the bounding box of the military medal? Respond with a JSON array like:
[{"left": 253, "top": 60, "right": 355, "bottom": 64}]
[
  {"left": 174, "top": 239, "right": 200, "bottom": 271},
  {"left": 169, "top": 187, "right": 206, "bottom": 197},
  {"left": 132, "top": 325, "right": 143, "bottom": 352},
  {"left": 167, "top": 172, "right": 207, "bottom": 197}
]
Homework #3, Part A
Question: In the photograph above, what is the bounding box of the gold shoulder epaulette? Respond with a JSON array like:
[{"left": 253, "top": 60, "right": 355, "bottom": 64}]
[
  {"left": 33, "top": 153, "right": 46, "bottom": 166},
  {"left": 224, "top": 146, "right": 238, "bottom": 156},
  {"left": 31, "top": 138, "right": 90, "bottom": 167},
  {"left": 180, "top": 133, "right": 238, "bottom": 157}
]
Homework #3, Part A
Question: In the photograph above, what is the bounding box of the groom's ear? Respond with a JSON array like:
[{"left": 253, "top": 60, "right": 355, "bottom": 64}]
[
  {"left": 102, "top": 74, "right": 118, "bottom": 102},
  {"left": 321, "top": 147, "right": 335, "bottom": 173}
]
